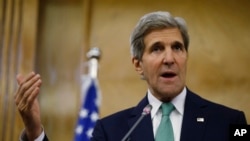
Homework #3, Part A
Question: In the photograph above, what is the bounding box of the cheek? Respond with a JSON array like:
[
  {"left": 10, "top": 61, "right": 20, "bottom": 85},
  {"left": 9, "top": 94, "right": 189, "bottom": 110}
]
[
  {"left": 176, "top": 55, "right": 188, "bottom": 71},
  {"left": 179, "top": 59, "right": 188, "bottom": 76},
  {"left": 141, "top": 61, "right": 157, "bottom": 75}
]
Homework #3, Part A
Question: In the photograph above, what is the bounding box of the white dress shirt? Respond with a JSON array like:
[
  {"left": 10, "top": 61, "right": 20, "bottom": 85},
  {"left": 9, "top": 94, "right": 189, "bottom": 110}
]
[
  {"left": 20, "top": 128, "right": 45, "bottom": 141},
  {"left": 148, "top": 87, "right": 186, "bottom": 141}
]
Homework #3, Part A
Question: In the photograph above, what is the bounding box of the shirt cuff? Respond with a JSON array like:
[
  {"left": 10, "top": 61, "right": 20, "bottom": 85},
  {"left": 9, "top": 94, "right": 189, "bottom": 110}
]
[{"left": 20, "top": 127, "right": 45, "bottom": 141}]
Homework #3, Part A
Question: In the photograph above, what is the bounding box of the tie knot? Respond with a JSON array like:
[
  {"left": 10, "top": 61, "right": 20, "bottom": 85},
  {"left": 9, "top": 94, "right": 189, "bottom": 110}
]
[{"left": 161, "top": 103, "right": 174, "bottom": 116}]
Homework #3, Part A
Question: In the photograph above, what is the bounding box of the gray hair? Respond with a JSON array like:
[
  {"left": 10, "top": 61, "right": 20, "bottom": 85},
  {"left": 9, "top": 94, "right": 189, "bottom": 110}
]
[{"left": 130, "top": 11, "right": 189, "bottom": 60}]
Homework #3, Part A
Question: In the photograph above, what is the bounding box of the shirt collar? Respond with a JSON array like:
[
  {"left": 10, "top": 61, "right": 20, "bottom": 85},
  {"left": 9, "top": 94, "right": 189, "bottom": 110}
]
[{"left": 147, "top": 87, "right": 187, "bottom": 118}]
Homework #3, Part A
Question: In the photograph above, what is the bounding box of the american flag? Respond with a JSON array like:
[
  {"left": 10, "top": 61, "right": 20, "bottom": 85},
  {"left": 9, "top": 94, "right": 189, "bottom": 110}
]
[{"left": 74, "top": 76, "right": 101, "bottom": 141}]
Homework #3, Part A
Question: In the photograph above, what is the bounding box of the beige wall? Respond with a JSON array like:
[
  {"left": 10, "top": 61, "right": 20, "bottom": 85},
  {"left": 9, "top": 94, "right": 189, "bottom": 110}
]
[
  {"left": 36, "top": 0, "right": 84, "bottom": 140},
  {"left": 0, "top": 0, "right": 39, "bottom": 140},
  {"left": 1, "top": 0, "right": 249, "bottom": 140}
]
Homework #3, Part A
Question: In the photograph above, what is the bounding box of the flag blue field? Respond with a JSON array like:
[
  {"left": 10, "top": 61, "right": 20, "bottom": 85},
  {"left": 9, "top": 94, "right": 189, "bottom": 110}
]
[{"left": 74, "top": 76, "right": 101, "bottom": 141}]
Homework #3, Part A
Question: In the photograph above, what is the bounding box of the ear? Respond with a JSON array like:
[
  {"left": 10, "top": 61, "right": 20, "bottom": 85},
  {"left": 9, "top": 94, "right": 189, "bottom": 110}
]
[{"left": 132, "top": 57, "right": 143, "bottom": 76}]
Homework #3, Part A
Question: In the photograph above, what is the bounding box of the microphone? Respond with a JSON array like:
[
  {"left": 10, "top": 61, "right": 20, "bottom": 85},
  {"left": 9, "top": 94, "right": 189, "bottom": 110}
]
[{"left": 121, "top": 104, "right": 152, "bottom": 141}]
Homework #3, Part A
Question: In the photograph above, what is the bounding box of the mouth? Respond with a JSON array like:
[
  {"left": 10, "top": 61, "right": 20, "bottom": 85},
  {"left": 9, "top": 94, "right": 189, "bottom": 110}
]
[{"left": 160, "top": 71, "right": 177, "bottom": 79}]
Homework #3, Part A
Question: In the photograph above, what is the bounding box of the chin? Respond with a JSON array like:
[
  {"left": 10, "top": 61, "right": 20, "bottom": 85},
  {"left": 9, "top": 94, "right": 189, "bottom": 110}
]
[{"left": 160, "top": 87, "right": 183, "bottom": 99}]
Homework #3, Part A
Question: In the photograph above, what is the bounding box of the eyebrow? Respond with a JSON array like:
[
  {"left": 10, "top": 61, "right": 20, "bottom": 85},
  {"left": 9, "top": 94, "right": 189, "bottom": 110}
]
[
  {"left": 149, "top": 40, "right": 184, "bottom": 48},
  {"left": 171, "top": 41, "right": 184, "bottom": 46}
]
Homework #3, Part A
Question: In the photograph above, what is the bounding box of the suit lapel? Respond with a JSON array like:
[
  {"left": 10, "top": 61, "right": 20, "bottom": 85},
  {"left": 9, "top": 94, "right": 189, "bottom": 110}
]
[
  {"left": 180, "top": 89, "right": 208, "bottom": 141},
  {"left": 126, "top": 90, "right": 210, "bottom": 141},
  {"left": 127, "top": 96, "right": 155, "bottom": 141}
]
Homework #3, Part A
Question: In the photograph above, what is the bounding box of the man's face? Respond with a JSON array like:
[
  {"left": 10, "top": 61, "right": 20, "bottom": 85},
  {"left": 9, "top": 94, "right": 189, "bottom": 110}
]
[{"left": 133, "top": 28, "right": 188, "bottom": 101}]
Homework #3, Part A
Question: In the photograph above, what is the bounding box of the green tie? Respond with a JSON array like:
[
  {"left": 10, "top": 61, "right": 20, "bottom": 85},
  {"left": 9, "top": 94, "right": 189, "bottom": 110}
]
[{"left": 155, "top": 103, "right": 175, "bottom": 141}]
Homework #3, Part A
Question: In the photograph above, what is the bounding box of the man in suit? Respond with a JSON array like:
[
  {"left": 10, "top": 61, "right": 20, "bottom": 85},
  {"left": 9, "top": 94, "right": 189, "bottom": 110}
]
[{"left": 15, "top": 11, "right": 247, "bottom": 141}]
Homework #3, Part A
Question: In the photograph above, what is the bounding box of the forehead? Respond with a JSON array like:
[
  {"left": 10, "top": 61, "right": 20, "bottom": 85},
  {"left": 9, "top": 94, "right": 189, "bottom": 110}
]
[{"left": 144, "top": 28, "right": 183, "bottom": 46}]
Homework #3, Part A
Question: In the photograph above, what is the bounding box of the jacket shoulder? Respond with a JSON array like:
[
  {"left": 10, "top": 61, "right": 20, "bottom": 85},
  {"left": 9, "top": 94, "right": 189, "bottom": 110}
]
[
  {"left": 187, "top": 90, "right": 247, "bottom": 123},
  {"left": 101, "top": 107, "right": 135, "bottom": 123}
]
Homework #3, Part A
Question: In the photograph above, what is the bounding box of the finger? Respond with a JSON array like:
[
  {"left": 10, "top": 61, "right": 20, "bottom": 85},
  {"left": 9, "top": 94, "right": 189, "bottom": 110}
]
[
  {"left": 26, "top": 87, "right": 40, "bottom": 110},
  {"left": 17, "top": 72, "right": 35, "bottom": 85},
  {"left": 17, "top": 74, "right": 41, "bottom": 98},
  {"left": 15, "top": 72, "right": 36, "bottom": 99},
  {"left": 22, "top": 79, "right": 42, "bottom": 102},
  {"left": 18, "top": 86, "right": 40, "bottom": 111},
  {"left": 16, "top": 76, "right": 41, "bottom": 106},
  {"left": 15, "top": 74, "right": 41, "bottom": 105}
]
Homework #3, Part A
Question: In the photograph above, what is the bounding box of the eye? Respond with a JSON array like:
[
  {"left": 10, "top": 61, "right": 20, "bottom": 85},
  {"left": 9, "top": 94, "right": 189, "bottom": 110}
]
[
  {"left": 172, "top": 41, "right": 184, "bottom": 51},
  {"left": 151, "top": 42, "right": 164, "bottom": 52}
]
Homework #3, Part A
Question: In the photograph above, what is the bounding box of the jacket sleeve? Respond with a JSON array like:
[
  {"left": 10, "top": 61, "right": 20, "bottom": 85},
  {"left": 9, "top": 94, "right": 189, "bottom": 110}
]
[{"left": 236, "top": 111, "right": 247, "bottom": 124}]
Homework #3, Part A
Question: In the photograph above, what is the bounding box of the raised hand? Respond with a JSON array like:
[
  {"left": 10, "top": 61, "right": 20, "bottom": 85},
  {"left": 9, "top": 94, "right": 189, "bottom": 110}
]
[{"left": 14, "top": 72, "right": 43, "bottom": 140}]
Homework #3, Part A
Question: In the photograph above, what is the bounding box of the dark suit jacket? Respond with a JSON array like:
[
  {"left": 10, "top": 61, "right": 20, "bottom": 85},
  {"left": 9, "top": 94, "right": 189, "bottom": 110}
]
[{"left": 91, "top": 89, "right": 247, "bottom": 141}]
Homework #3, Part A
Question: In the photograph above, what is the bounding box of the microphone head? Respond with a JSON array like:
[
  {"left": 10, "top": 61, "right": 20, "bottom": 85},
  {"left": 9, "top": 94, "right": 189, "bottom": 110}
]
[{"left": 142, "top": 104, "right": 152, "bottom": 115}]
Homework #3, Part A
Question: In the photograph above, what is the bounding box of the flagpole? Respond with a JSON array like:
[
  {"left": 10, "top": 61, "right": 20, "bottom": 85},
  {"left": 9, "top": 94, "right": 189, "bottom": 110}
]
[
  {"left": 86, "top": 47, "right": 101, "bottom": 78},
  {"left": 74, "top": 48, "right": 101, "bottom": 141}
]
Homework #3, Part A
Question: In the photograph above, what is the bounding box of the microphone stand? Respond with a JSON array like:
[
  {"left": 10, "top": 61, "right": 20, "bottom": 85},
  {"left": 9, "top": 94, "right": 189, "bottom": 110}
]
[
  {"left": 121, "top": 104, "right": 152, "bottom": 141},
  {"left": 121, "top": 114, "right": 146, "bottom": 141}
]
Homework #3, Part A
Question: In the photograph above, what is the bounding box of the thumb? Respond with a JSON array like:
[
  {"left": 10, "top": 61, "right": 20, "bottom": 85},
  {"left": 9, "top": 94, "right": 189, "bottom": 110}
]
[{"left": 16, "top": 74, "right": 24, "bottom": 85}]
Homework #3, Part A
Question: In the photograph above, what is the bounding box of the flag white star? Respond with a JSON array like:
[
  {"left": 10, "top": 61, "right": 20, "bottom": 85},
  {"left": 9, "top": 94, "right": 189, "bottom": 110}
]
[
  {"left": 86, "top": 128, "right": 93, "bottom": 138},
  {"left": 79, "top": 108, "right": 88, "bottom": 118},
  {"left": 75, "top": 125, "right": 83, "bottom": 135},
  {"left": 90, "top": 112, "right": 99, "bottom": 122}
]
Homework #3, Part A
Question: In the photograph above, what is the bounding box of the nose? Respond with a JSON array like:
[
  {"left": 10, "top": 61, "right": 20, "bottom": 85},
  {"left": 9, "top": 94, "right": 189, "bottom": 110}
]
[{"left": 162, "top": 49, "right": 174, "bottom": 66}]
